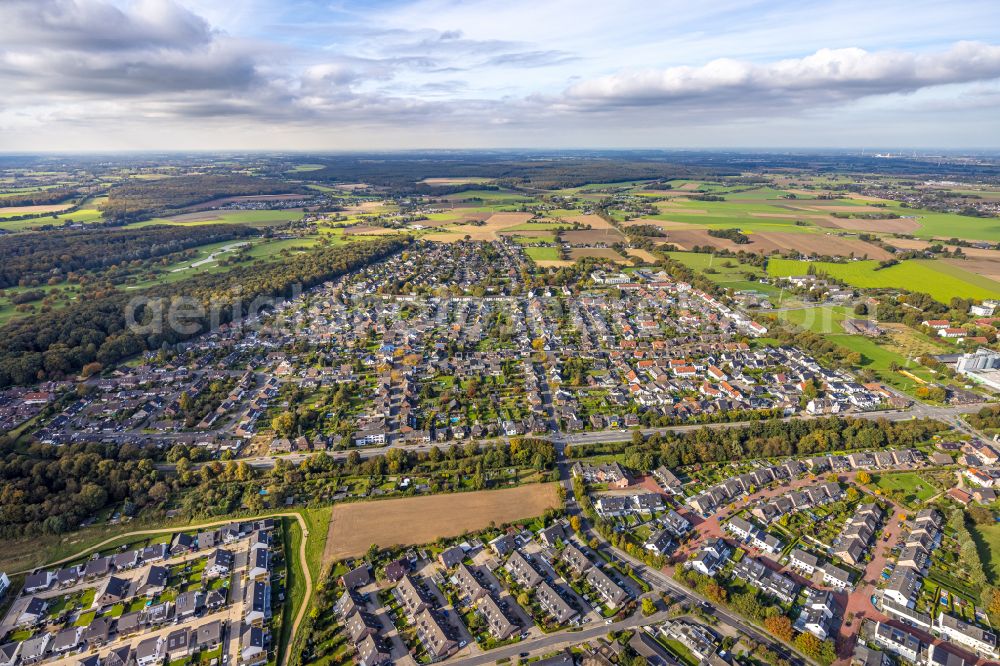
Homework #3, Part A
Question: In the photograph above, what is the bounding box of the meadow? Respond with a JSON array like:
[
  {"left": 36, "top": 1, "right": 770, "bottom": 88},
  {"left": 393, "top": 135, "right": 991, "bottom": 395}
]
[
  {"left": 767, "top": 257, "right": 1000, "bottom": 303},
  {"left": 134, "top": 208, "right": 306, "bottom": 227},
  {"left": 524, "top": 246, "right": 561, "bottom": 262},
  {"left": 772, "top": 305, "right": 852, "bottom": 334},
  {"left": 971, "top": 522, "right": 1000, "bottom": 584}
]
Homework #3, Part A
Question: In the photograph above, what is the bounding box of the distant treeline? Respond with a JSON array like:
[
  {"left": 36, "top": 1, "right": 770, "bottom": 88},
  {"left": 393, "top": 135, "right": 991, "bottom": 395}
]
[
  {"left": 0, "top": 187, "right": 80, "bottom": 208},
  {"left": 0, "top": 224, "right": 256, "bottom": 289},
  {"left": 103, "top": 174, "right": 308, "bottom": 221},
  {"left": 0, "top": 236, "right": 411, "bottom": 387},
  {"left": 297, "top": 156, "right": 720, "bottom": 190}
]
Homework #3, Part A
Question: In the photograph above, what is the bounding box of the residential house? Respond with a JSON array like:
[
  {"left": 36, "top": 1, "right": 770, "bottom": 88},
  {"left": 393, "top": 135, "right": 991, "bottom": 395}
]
[
  {"left": 134, "top": 636, "right": 164, "bottom": 666},
  {"left": 935, "top": 613, "right": 997, "bottom": 657}
]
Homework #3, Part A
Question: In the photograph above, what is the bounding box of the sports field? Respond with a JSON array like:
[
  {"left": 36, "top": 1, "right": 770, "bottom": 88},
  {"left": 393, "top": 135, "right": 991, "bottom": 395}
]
[{"left": 323, "top": 483, "right": 560, "bottom": 561}]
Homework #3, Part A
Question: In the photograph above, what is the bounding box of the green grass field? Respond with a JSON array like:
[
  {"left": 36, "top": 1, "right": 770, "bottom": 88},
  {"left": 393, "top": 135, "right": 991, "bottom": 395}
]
[
  {"left": 881, "top": 203, "right": 1000, "bottom": 242},
  {"left": 826, "top": 333, "right": 936, "bottom": 392},
  {"left": 135, "top": 209, "right": 306, "bottom": 228},
  {"left": 509, "top": 233, "right": 556, "bottom": 245},
  {"left": 871, "top": 472, "right": 939, "bottom": 506},
  {"left": 767, "top": 257, "right": 1000, "bottom": 303},
  {"left": 773, "top": 305, "right": 852, "bottom": 334},
  {"left": 970, "top": 522, "right": 1000, "bottom": 584},
  {"left": 525, "top": 246, "right": 561, "bottom": 262}
]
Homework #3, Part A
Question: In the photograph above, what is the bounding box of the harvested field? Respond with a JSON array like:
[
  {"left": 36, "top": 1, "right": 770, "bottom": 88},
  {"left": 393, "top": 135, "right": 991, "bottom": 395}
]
[
  {"left": 660, "top": 228, "right": 747, "bottom": 252},
  {"left": 0, "top": 203, "right": 74, "bottom": 215},
  {"left": 823, "top": 217, "right": 921, "bottom": 233},
  {"left": 657, "top": 228, "right": 891, "bottom": 259},
  {"left": 944, "top": 258, "right": 1000, "bottom": 282},
  {"left": 886, "top": 238, "right": 932, "bottom": 251},
  {"left": 430, "top": 212, "right": 535, "bottom": 242},
  {"left": 562, "top": 214, "right": 615, "bottom": 229},
  {"left": 535, "top": 259, "right": 575, "bottom": 268},
  {"left": 323, "top": 483, "right": 560, "bottom": 561},
  {"left": 625, "top": 248, "right": 658, "bottom": 263},
  {"left": 752, "top": 232, "right": 893, "bottom": 259},
  {"left": 422, "top": 231, "right": 462, "bottom": 242},
  {"left": 676, "top": 182, "right": 700, "bottom": 191},
  {"left": 569, "top": 248, "right": 629, "bottom": 263},
  {"left": 561, "top": 228, "right": 626, "bottom": 245}
]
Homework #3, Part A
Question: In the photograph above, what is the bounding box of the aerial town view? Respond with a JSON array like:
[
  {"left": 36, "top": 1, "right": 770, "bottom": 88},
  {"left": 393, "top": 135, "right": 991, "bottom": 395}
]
[{"left": 2, "top": 3, "right": 1000, "bottom": 666}]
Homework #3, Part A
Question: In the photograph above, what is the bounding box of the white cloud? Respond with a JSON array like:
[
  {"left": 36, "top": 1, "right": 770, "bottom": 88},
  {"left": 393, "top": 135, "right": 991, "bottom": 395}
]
[
  {"left": 562, "top": 42, "right": 1000, "bottom": 112},
  {"left": 0, "top": 0, "right": 999, "bottom": 149}
]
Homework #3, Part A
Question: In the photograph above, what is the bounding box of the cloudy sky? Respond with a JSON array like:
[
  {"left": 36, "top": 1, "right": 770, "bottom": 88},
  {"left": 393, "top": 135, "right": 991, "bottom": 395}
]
[{"left": 1, "top": 0, "right": 999, "bottom": 151}]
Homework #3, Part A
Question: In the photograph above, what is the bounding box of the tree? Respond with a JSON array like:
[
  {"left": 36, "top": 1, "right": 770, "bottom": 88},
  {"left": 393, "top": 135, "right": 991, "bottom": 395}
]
[
  {"left": 763, "top": 615, "right": 794, "bottom": 642},
  {"left": 856, "top": 470, "right": 872, "bottom": 485},
  {"left": 793, "top": 632, "right": 823, "bottom": 659},
  {"left": 641, "top": 598, "right": 657, "bottom": 616},
  {"left": 986, "top": 587, "right": 1000, "bottom": 617},
  {"left": 704, "top": 582, "right": 727, "bottom": 605},
  {"left": 569, "top": 515, "right": 582, "bottom": 533},
  {"left": 969, "top": 505, "right": 994, "bottom": 526},
  {"left": 272, "top": 411, "right": 295, "bottom": 437},
  {"left": 517, "top": 592, "right": 531, "bottom": 608},
  {"left": 81, "top": 361, "right": 103, "bottom": 378}
]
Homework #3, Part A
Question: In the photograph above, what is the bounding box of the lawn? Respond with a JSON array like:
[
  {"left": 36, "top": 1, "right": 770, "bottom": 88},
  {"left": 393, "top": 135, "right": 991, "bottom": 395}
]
[
  {"left": 970, "top": 522, "right": 1000, "bottom": 584},
  {"left": 870, "top": 472, "right": 939, "bottom": 506},
  {"left": 767, "top": 257, "right": 1000, "bottom": 303}
]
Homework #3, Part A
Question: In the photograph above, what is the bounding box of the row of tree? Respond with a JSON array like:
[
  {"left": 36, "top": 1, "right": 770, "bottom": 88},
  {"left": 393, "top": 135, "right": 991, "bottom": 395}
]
[{"left": 568, "top": 416, "right": 946, "bottom": 469}]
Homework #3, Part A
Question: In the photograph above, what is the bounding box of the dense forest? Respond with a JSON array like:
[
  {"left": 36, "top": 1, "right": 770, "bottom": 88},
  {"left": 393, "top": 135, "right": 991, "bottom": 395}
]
[
  {"left": 0, "top": 440, "right": 162, "bottom": 538},
  {"left": 0, "top": 224, "right": 257, "bottom": 288},
  {"left": 103, "top": 174, "right": 308, "bottom": 221},
  {"left": 0, "top": 236, "right": 411, "bottom": 387}
]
